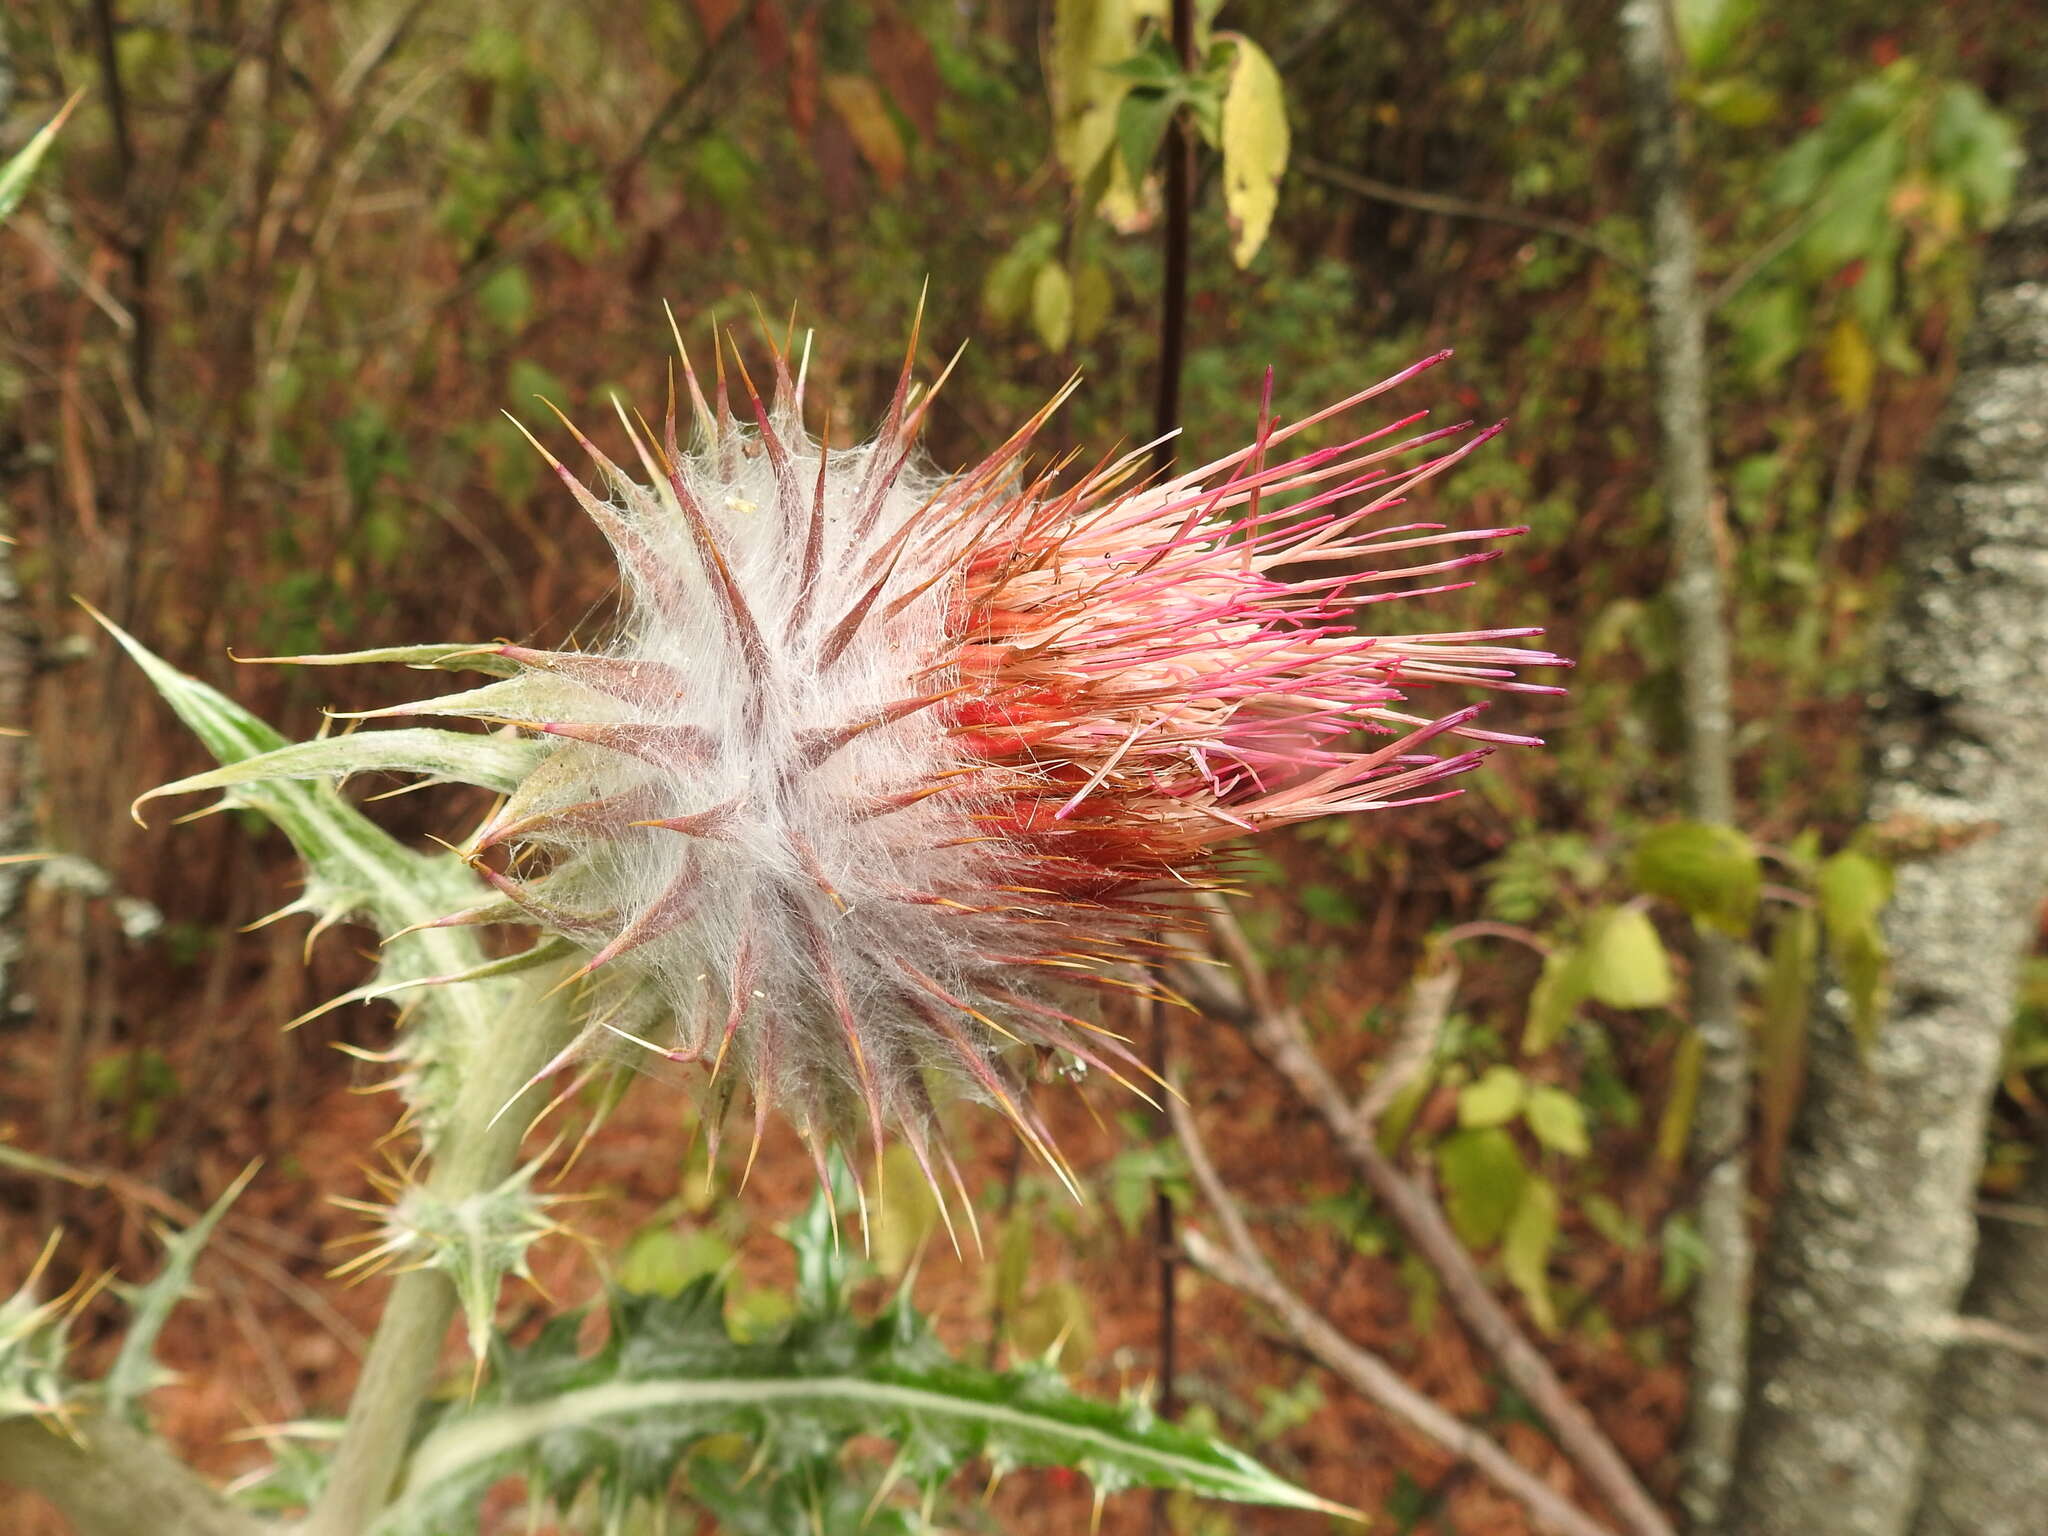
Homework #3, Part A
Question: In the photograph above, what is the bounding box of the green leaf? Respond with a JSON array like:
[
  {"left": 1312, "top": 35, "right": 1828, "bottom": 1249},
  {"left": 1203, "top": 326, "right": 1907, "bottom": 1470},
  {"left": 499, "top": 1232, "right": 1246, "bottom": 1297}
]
[
  {"left": 95, "top": 609, "right": 540, "bottom": 1149},
  {"left": 1818, "top": 850, "right": 1891, "bottom": 1049},
  {"left": 1630, "top": 821, "right": 1761, "bottom": 937},
  {"left": 1758, "top": 906, "right": 1817, "bottom": 1164},
  {"left": 618, "top": 1225, "right": 732, "bottom": 1300},
  {"left": 1729, "top": 283, "right": 1807, "bottom": 384},
  {"left": 1457, "top": 1065, "right": 1527, "bottom": 1130},
  {"left": 982, "top": 224, "right": 1061, "bottom": 327},
  {"left": 1697, "top": 77, "right": 1778, "bottom": 128},
  {"left": 1523, "top": 945, "right": 1590, "bottom": 1054},
  {"left": 1657, "top": 1028, "right": 1704, "bottom": 1170},
  {"left": 235, "top": 643, "right": 521, "bottom": 677},
  {"left": 1031, "top": 260, "right": 1074, "bottom": 352},
  {"left": 0, "top": 90, "right": 83, "bottom": 227},
  {"left": 1071, "top": 259, "right": 1115, "bottom": 345},
  {"left": 135, "top": 728, "right": 549, "bottom": 819},
  {"left": 1501, "top": 1176, "right": 1560, "bottom": 1334},
  {"left": 1215, "top": 33, "right": 1288, "bottom": 267},
  {"left": 1673, "top": 0, "right": 1758, "bottom": 74},
  {"left": 1583, "top": 906, "right": 1674, "bottom": 1010},
  {"left": 1523, "top": 1085, "right": 1591, "bottom": 1157},
  {"left": 1928, "top": 81, "right": 2020, "bottom": 221},
  {"left": 870, "top": 1144, "right": 941, "bottom": 1277},
  {"left": 1115, "top": 86, "right": 1181, "bottom": 185},
  {"left": 106, "top": 1162, "right": 260, "bottom": 1422},
  {"left": 476, "top": 264, "right": 533, "bottom": 333},
  {"left": 1436, "top": 1127, "right": 1527, "bottom": 1249},
  {"left": 381, "top": 1255, "right": 1350, "bottom": 1532}
]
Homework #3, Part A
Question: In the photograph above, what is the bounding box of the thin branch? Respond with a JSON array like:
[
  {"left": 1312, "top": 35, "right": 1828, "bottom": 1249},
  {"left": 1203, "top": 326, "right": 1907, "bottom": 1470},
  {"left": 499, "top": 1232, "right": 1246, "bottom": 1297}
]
[
  {"left": 1617, "top": 5, "right": 1748, "bottom": 1526},
  {"left": 1935, "top": 1314, "right": 2048, "bottom": 1363},
  {"left": 1297, "top": 156, "right": 1638, "bottom": 271},
  {"left": 1355, "top": 962, "right": 1459, "bottom": 1128},
  {"left": 1177, "top": 905, "right": 1675, "bottom": 1536},
  {"left": 1975, "top": 1199, "right": 2048, "bottom": 1231},
  {"left": 1170, "top": 1092, "right": 1619, "bottom": 1536}
]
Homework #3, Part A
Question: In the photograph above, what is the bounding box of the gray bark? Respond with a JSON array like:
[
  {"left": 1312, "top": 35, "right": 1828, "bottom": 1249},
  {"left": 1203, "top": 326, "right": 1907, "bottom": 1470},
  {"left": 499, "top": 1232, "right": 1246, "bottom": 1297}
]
[
  {"left": 1616, "top": 5, "right": 1749, "bottom": 1527},
  {"left": 1913, "top": 1141, "right": 2048, "bottom": 1536},
  {"left": 1722, "top": 132, "right": 2048, "bottom": 1536},
  {"left": 1906, "top": 136, "right": 2048, "bottom": 1536}
]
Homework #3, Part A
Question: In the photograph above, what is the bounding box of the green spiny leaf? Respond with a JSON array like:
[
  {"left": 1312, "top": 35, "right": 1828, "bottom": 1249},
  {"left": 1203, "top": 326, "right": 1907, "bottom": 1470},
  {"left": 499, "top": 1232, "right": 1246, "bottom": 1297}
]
[
  {"left": 106, "top": 1161, "right": 260, "bottom": 1422},
  {"left": 0, "top": 91, "right": 84, "bottom": 227},
  {"left": 235, "top": 643, "right": 522, "bottom": 676},
  {"left": 135, "top": 728, "right": 548, "bottom": 818}
]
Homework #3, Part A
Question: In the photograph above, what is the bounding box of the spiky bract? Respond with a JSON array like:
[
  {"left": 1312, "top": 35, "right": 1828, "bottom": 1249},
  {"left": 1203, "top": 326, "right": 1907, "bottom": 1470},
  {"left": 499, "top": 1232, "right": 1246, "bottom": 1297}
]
[{"left": 343, "top": 315, "right": 1563, "bottom": 1204}]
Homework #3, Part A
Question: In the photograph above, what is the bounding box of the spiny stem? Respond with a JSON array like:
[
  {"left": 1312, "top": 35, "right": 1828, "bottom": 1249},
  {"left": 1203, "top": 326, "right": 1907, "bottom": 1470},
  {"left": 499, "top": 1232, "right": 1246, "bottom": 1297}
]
[{"left": 302, "top": 962, "right": 582, "bottom": 1536}]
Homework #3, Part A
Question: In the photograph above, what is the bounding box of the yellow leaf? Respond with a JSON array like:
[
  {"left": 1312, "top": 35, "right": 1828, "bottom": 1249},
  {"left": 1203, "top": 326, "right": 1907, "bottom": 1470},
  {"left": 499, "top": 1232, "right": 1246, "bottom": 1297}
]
[
  {"left": 822, "top": 74, "right": 906, "bottom": 188},
  {"left": 1584, "top": 905, "right": 1674, "bottom": 1010},
  {"left": 1050, "top": 0, "right": 1136, "bottom": 194},
  {"left": 1217, "top": 33, "right": 1289, "bottom": 267},
  {"left": 1823, "top": 315, "right": 1875, "bottom": 413}
]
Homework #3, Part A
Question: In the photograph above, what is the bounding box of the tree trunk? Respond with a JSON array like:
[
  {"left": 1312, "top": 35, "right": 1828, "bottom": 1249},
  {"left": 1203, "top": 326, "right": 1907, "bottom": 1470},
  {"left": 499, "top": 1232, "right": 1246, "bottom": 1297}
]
[
  {"left": 1912, "top": 1133, "right": 2048, "bottom": 1536},
  {"left": 1721, "top": 129, "right": 2048, "bottom": 1536},
  {"left": 1904, "top": 135, "right": 2048, "bottom": 1536}
]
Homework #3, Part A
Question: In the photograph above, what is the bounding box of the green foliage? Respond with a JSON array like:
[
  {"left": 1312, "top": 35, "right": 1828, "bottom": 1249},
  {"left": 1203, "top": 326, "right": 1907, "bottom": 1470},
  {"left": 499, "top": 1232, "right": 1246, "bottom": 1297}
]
[
  {"left": 1728, "top": 59, "right": 2017, "bottom": 406},
  {"left": 1631, "top": 821, "right": 1762, "bottom": 937},
  {"left": 1437, "top": 1127, "right": 1527, "bottom": 1249},
  {"left": 373, "top": 1179, "right": 1350, "bottom": 1533},
  {"left": 106, "top": 1164, "right": 260, "bottom": 1423},
  {"left": 1817, "top": 850, "right": 1893, "bottom": 1049},
  {"left": 1582, "top": 906, "right": 1674, "bottom": 1011},
  {"left": 0, "top": 90, "right": 81, "bottom": 226},
  {"left": 0, "top": 1237, "right": 83, "bottom": 1426}
]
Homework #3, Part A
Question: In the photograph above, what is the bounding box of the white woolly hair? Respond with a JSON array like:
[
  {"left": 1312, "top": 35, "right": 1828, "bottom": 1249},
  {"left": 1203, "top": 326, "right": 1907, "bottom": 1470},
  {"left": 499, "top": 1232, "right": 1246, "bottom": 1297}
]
[{"left": 427, "top": 368, "right": 1093, "bottom": 1187}]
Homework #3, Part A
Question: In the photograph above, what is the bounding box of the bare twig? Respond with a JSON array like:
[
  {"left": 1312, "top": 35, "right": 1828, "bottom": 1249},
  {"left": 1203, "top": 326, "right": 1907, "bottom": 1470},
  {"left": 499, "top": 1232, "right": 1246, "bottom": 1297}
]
[
  {"left": 1975, "top": 1199, "right": 2048, "bottom": 1231},
  {"left": 1355, "top": 962, "right": 1460, "bottom": 1128},
  {"left": 1177, "top": 903, "right": 1675, "bottom": 1536},
  {"left": 1170, "top": 1091, "right": 1618, "bottom": 1536},
  {"left": 1934, "top": 1315, "right": 2048, "bottom": 1363},
  {"left": 1298, "top": 156, "right": 1638, "bottom": 271},
  {"left": 1617, "top": 6, "right": 1748, "bottom": 1525}
]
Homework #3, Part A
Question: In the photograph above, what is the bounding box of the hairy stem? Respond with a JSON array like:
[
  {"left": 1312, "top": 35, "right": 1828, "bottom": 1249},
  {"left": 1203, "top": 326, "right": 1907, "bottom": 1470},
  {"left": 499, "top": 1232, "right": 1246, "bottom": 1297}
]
[
  {"left": 301, "top": 972, "right": 579, "bottom": 1536},
  {"left": 0, "top": 1411, "right": 263, "bottom": 1536}
]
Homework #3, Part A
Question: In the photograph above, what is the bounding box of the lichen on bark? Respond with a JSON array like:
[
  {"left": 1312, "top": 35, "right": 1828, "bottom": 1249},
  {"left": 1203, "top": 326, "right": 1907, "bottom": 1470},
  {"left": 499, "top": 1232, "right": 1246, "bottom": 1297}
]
[{"left": 1723, "top": 128, "right": 2048, "bottom": 1536}]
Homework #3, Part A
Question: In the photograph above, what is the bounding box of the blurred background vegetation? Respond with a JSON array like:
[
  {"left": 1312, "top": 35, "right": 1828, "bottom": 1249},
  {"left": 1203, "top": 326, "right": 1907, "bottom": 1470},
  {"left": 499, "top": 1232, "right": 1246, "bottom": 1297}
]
[{"left": 2, "top": 1, "right": 2044, "bottom": 1531}]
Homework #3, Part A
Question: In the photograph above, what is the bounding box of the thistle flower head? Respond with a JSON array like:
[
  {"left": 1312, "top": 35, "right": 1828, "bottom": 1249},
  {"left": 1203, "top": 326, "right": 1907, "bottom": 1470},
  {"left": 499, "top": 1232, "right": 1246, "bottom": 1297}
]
[{"left": 366, "top": 313, "right": 1563, "bottom": 1206}]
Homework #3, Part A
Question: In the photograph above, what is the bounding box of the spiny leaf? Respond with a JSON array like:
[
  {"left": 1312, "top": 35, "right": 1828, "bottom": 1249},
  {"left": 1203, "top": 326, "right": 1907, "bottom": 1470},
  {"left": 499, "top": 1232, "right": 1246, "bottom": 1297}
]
[
  {"left": 0, "top": 90, "right": 84, "bottom": 226},
  {"left": 106, "top": 1161, "right": 260, "bottom": 1422},
  {"left": 135, "top": 728, "right": 549, "bottom": 818},
  {"left": 374, "top": 1178, "right": 1351, "bottom": 1531},
  {"left": 237, "top": 643, "right": 522, "bottom": 676},
  {"left": 95, "top": 609, "right": 530, "bottom": 1143}
]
